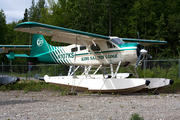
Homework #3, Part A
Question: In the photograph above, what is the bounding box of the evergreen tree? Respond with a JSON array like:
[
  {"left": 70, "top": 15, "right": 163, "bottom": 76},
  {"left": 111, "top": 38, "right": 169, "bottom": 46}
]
[
  {"left": 29, "top": 0, "right": 36, "bottom": 21},
  {"left": 22, "top": 8, "right": 28, "bottom": 22},
  {"left": 36, "top": 0, "right": 46, "bottom": 21},
  {"left": 0, "top": 9, "right": 8, "bottom": 64},
  {"left": 3, "top": 0, "right": 180, "bottom": 62},
  {"left": 0, "top": 9, "right": 7, "bottom": 44}
]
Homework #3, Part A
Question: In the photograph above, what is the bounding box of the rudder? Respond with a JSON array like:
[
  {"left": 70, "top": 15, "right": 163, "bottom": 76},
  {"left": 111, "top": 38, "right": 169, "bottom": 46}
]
[{"left": 31, "top": 34, "right": 50, "bottom": 56}]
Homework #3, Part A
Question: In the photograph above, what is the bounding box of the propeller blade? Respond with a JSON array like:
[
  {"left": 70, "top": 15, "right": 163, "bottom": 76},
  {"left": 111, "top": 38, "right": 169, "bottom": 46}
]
[
  {"left": 146, "top": 54, "right": 152, "bottom": 59},
  {"left": 135, "top": 54, "right": 142, "bottom": 68}
]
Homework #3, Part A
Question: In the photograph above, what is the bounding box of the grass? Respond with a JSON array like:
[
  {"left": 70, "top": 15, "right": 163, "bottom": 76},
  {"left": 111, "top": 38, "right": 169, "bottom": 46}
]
[
  {"left": 1, "top": 72, "right": 29, "bottom": 78},
  {"left": 157, "top": 78, "right": 180, "bottom": 93},
  {"left": 120, "top": 105, "right": 124, "bottom": 108},
  {"left": 1, "top": 77, "right": 180, "bottom": 94},
  {"left": 130, "top": 113, "right": 144, "bottom": 120},
  {"left": 0, "top": 80, "right": 70, "bottom": 94}
]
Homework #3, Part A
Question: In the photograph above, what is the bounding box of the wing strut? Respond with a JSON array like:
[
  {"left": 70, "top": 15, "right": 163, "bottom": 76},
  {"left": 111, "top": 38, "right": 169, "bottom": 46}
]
[
  {"left": 114, "top": 61, "right": 121, "bottom": 78},
  {"left": 78, "top": 37, "right": 102, "bottom": 64},
  {"left": 125, "top": 67, "right": 139, "bottom": 78}
]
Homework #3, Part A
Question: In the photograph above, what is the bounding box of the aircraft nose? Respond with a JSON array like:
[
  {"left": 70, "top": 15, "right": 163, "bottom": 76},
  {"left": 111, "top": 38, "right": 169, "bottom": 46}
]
[
  {"left": 140, "top": 49, "right": 147, "bottom": 55},
  {"left": 145, "top": 80, "right": 150, "bottom": 86}
]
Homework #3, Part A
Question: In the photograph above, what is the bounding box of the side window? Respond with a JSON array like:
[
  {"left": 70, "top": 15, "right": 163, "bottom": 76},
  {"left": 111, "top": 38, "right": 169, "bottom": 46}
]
[
  {"left": 106, "top": 41, "right": 115, "bottom": 48},
  {"left": 80, "top": 46, "right": 86, "bottom": 50},
  {"left": 71, "top": 47, "right": 78, "bottom": 52},
  {"left": 90, "top": 44, "right": 100, "bottom": 51}
]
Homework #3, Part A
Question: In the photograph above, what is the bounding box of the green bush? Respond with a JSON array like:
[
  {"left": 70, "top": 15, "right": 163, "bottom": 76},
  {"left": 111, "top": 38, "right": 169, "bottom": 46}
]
[
  {"left": 0, "top": 80, "right": 64, "bottom": 93},
  {"left": 138, "top": 64, "right": 179, "bottom": 79},
  {"left": 130, "top": 113, "right": 144, "bottom": 120}
]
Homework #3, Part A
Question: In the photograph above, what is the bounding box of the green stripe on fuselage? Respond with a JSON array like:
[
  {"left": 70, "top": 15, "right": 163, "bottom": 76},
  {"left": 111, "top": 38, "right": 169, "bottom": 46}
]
[
  {"left": 75, "top": 48, "right": 137, "bottom": 57},
  {"left": 60, "top": 47, "right": 70, "bottom": 65}
]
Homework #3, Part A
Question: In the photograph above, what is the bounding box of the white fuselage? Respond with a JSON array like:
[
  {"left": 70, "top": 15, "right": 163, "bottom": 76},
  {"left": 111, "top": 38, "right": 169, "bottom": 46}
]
[{"left": 52, "top": 41, "right": 139, "bottom": 66}]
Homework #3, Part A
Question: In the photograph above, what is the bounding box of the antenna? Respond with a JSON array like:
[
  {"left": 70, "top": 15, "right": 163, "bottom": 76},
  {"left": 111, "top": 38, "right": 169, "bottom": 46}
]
[{"left": 137, "top": 31, "right": 140, "bottom": 43}]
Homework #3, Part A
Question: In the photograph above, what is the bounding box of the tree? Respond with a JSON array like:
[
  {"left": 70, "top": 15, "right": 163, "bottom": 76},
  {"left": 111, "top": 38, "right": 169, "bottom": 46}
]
[
  {"left": 3, "top": 0, "right": 180, "bottom": 64},
  {"left": 29, "top": 0, "right": 36, "bottom": 21},
  {"left": 0, "top": 9, "right": 8, "bottom": 64},
  {"left": 0, "top": 9, "right": 7, "bottom": 44},
  {"left": 151, "top": 13, "right": 168, "bottom": 59},
  {"left": 29, "top": 0, "right": 46, "bottom": 22},
  {"left": 22, "top": 8, "right": 28, "bottom": 22},
  {"left": 36, "top": 0, "right": 46, "bottom": 21}
]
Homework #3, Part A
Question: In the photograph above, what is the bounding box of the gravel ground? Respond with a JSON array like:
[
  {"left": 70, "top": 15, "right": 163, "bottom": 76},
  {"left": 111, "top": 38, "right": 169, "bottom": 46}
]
[{"left": 0, "top": 90, "right": 180, "bottom": 120}]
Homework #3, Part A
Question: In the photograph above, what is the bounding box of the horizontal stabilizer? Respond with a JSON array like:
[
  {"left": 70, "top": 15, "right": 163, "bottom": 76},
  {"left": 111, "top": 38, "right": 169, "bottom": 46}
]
[
  {"left": 0, "top": 45, "right": 32, "bottom": 53},
  {"left": 6, "top": 54, "right": 30, "bottom": 58},
  {"left": 0, "top": 47, "right": 5, "bottom": 53},
  {"left": 6, "top": 52, "right": 32, "bottom": 61}
]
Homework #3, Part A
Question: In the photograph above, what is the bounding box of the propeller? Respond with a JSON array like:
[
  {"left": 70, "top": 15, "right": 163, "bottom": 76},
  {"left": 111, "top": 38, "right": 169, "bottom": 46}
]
[
  {"left": 135, "top": 49, "right": 146, "bottom": 68},
  {"left": 135, "top": 48, "right": 152, "bottom": 68},
  {"left": 146, "top": 53, "right": 152, "bottom": 59},
  {"left": 135, "top": 31, "right": 152, "bottom": 68}
]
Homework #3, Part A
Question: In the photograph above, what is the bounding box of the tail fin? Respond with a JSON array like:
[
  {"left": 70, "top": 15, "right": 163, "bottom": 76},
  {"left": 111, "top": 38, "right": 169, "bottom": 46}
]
[{"left": 31, "top": 34, "right": 50, "bottom": 56}]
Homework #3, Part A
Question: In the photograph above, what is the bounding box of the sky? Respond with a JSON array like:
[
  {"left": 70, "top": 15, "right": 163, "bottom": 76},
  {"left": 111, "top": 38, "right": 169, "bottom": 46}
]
[{"left": 0, "top": 0, "right": 47, "bottom": 24}]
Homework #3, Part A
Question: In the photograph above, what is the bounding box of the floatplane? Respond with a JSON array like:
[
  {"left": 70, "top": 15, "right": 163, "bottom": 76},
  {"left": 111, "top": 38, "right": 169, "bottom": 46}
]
[{"left": 0, "top": 22, "right": 173, "bottom": 92}]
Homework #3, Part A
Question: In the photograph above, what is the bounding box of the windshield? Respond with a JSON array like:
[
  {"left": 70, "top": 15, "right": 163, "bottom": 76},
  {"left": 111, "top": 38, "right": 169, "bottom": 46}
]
[{"left": 110, "top": 38, "right": 124, "bottom": 45}]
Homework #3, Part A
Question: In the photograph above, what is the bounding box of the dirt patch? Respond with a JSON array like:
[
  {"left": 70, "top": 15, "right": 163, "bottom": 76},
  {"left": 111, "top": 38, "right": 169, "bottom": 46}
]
[{"left": 0, "top": 90, "right": 180, "bottom": 120}]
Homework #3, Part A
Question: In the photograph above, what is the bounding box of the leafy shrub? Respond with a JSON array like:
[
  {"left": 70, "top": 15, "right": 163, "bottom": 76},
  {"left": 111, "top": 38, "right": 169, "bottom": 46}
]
[
  {"left": 130, "top": 113, "right": 144, "bottom": 120},
  {"left": 0, "top": 80, "right": 63, "bottom": 93}
]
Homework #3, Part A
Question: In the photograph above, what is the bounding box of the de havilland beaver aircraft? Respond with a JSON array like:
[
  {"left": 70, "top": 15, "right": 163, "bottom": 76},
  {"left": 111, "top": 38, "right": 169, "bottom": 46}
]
[{"left": 0, "top": 22, "right": 173, "bottom": 92}]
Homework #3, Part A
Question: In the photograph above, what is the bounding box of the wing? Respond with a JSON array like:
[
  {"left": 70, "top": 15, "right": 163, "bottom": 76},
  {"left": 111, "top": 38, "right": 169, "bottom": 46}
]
[
  {"left": 14, "top": 22, "right": 167, "bottom": 46},
  {"left": 121, "top": 38, "right": 167, "bottom": 46},
  {"left": 0, "top": 45, "right": 32, "bottom": 53},
  {"left": 14, "top": 22, "right": 110, "bottom": 46}
]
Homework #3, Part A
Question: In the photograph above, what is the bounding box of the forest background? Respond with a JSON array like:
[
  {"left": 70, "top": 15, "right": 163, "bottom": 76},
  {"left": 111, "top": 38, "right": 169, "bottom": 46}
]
[{"left": 0, "top": 0, "right": 180, "bottom": 66}]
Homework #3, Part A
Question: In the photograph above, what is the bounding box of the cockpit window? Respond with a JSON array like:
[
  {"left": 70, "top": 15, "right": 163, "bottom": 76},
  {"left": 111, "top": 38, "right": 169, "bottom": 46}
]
[
  {"left": 80, "top": 45, "right": 86, "bottom": 50},
  {"left": 71, "top": 47, "right": 78, "bottom": 52},
  {"left": 106, "top": 41, "right": 116, "bottom": 48},
  {"left": 90, "top": 44, "right": 100, "bottom": 51},
  {"left": 110, "top": 38, "right": 124, "bottom": 45}
]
